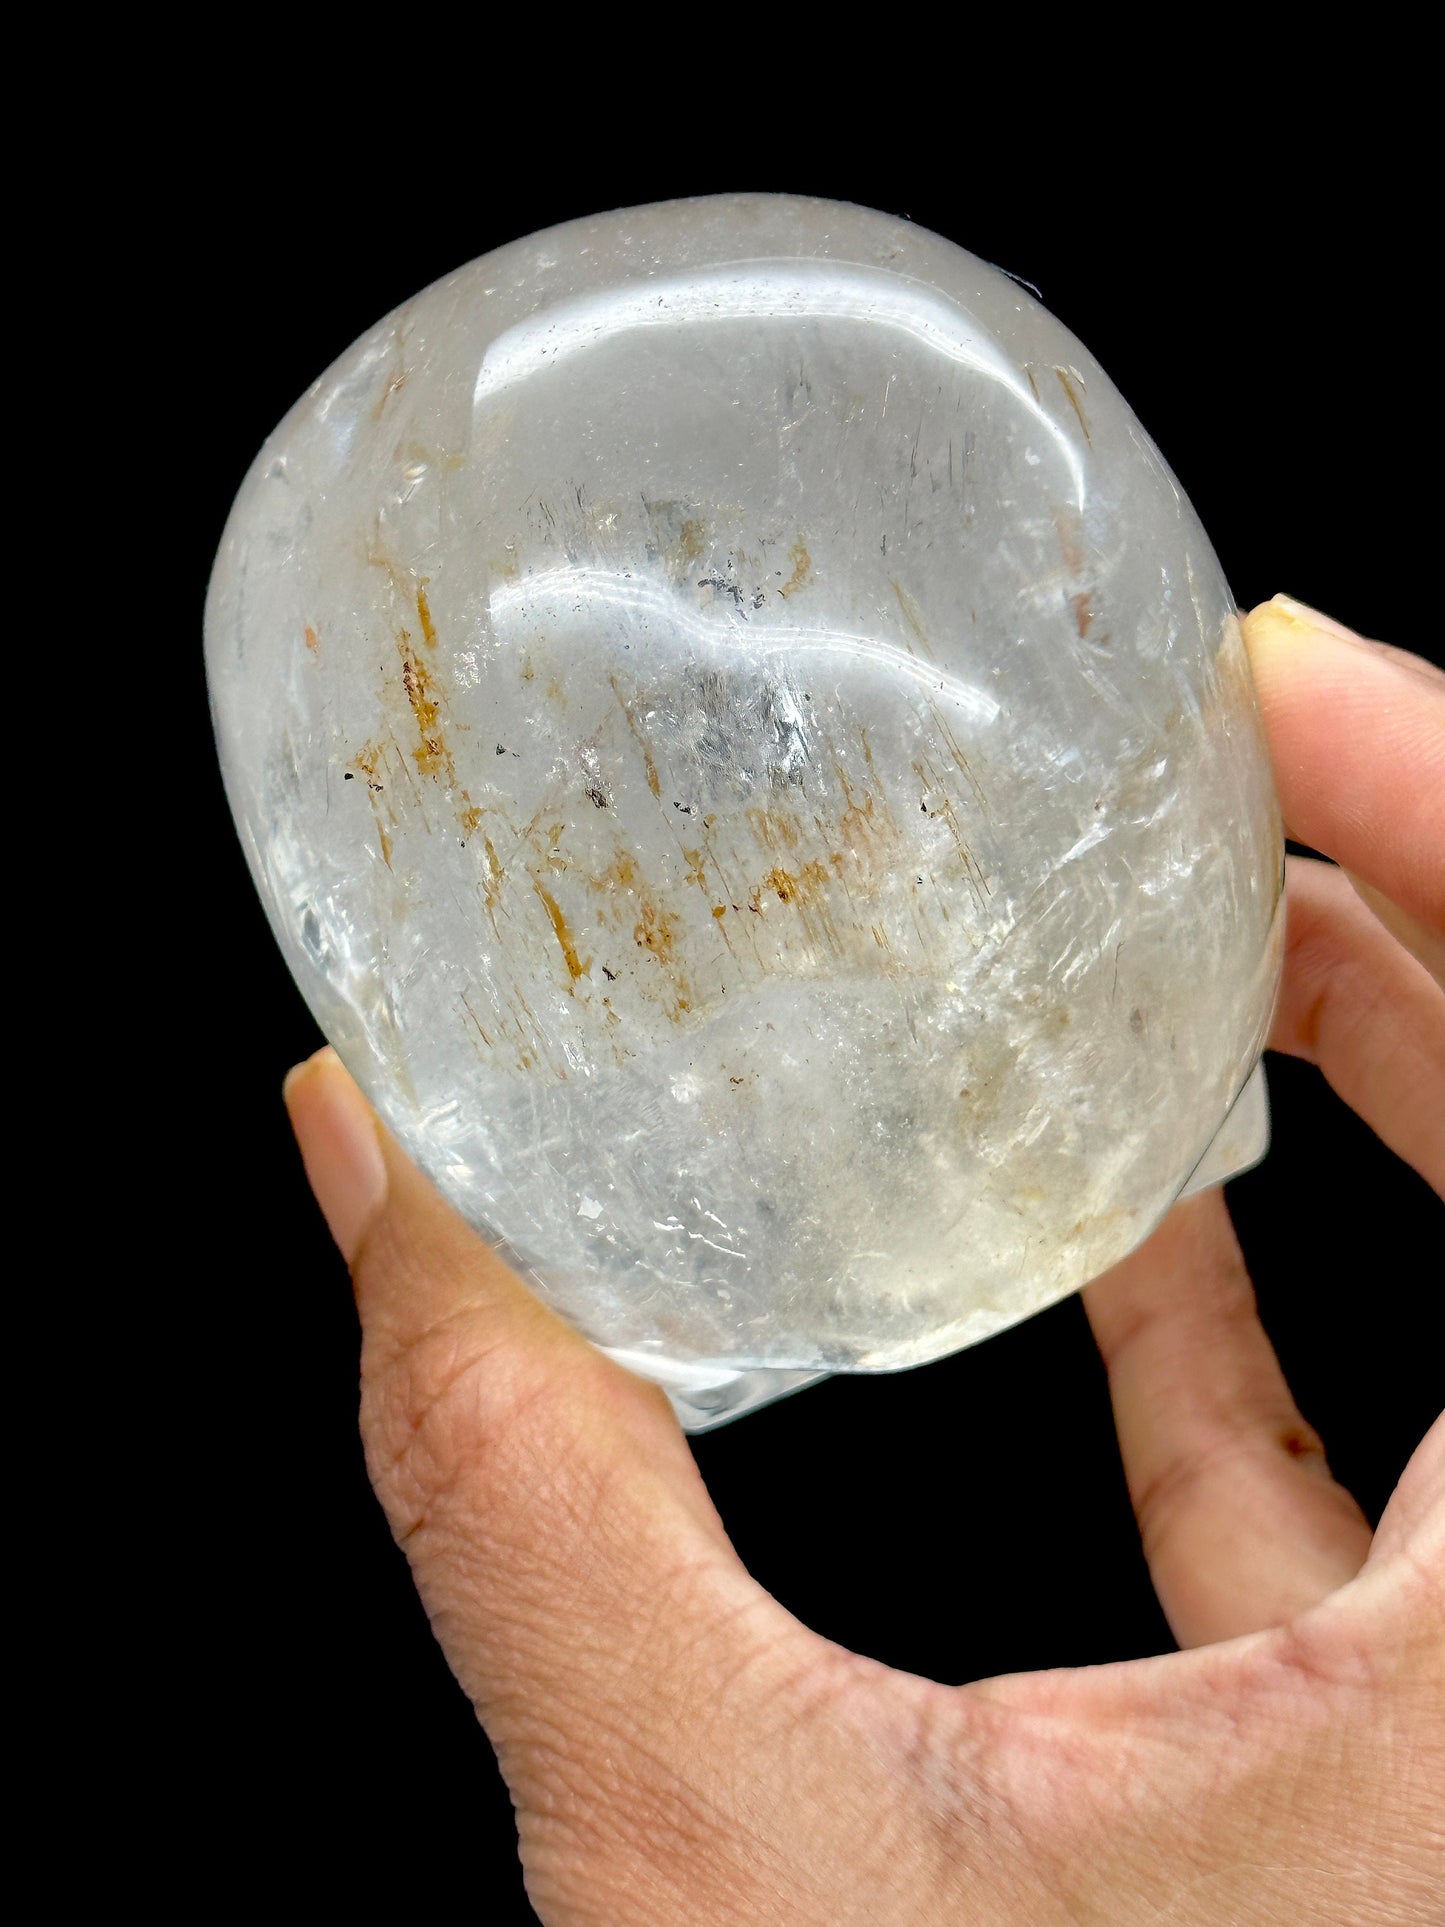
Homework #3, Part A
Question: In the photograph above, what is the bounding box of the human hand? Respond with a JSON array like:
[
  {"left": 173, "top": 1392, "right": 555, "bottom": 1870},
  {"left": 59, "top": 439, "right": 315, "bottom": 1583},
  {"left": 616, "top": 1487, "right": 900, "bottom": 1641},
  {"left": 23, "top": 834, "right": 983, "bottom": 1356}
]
[{"left": 283, "top": 596, "right": 1444, "bottom": 1924}]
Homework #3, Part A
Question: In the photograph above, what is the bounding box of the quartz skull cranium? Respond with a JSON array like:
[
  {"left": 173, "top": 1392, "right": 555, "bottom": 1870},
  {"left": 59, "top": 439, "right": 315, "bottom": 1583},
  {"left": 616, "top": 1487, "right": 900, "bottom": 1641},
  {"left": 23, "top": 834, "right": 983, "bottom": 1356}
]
[{"left": 206, "top": 194, "right": 1284, "bottom": 1427}]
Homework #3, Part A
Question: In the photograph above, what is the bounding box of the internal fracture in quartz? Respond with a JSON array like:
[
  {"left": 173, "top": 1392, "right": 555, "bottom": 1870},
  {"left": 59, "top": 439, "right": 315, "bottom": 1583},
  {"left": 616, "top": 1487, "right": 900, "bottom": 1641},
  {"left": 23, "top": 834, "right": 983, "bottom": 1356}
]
[{"left": 207, "top": 195, "right": 1284, "bottom": 1425}]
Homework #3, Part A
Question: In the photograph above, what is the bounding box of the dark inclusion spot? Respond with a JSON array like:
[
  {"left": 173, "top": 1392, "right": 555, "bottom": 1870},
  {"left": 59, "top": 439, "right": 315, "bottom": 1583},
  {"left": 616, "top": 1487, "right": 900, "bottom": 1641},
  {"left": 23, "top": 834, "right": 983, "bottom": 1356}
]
[
  {"left": 343, "top": 772, "right": 354, "bottom": 780},
  {"left": 1129, "top": 1007, "right": 1145, "bottom": 1034},
  {"left": 698, "top": 575, "right": 745, "bottom": 606},
  {"left": 603, "top": 966, "right": 617, "bottom": 980},
  {"left": 496, "top": 744, "right": 507, "bottom": 755},
  {"left": 587, "top": 785, "right": 609, "bottom": 809},
  {"left": 673, "top": 800, "right": 695, "bottom": 814}
]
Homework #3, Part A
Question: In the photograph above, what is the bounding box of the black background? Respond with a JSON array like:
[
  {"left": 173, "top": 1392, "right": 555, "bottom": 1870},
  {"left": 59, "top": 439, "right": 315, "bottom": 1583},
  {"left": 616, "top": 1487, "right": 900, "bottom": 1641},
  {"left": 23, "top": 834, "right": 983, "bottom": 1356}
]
[{"left": 168, "top": 139, "right": 1440, "bottom": 1915}]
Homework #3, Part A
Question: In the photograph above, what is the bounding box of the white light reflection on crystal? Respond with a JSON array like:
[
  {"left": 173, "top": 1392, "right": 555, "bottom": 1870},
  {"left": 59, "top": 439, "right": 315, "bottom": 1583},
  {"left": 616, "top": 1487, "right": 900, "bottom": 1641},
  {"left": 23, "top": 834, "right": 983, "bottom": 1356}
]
[
  {"left": 488, "top": 565, "right": 1004, "bottom": 729},
  {"left": 473, "top": 263, "right": 1086, "bottom": 507}
]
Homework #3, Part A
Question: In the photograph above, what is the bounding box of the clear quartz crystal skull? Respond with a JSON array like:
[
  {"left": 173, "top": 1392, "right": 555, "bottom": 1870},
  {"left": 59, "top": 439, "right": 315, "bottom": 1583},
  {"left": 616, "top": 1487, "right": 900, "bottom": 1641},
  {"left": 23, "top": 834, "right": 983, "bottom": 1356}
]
[{"left": 207, "top": 194, "right": 1283, "bottom": 1428}]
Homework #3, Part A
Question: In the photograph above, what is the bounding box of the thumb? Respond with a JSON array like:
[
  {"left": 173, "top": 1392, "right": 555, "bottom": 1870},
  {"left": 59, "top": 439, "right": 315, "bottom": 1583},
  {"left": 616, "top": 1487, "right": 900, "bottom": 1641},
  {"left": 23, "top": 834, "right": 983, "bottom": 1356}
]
[{"left": 281, "top": 1048, "right": 761, "bottom": 1759}]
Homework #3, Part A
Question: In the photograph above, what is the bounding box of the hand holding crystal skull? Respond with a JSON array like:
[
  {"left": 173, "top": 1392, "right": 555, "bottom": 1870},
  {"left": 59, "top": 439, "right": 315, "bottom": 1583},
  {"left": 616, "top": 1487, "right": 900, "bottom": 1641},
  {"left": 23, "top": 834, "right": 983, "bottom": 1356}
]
[
  {"left": 208, "top": 196, "right": 1284, "bottom": 1426},
  {"left": 219, "top": 198, "right": 1444, "bottom": 1919}
]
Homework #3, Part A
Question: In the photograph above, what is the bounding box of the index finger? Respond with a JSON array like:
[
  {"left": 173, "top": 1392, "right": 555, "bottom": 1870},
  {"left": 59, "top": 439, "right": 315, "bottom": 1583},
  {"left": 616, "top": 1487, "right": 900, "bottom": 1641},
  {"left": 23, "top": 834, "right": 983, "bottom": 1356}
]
[{"left": 1243, "top": 596, "right": 1445, "bottom": 935}]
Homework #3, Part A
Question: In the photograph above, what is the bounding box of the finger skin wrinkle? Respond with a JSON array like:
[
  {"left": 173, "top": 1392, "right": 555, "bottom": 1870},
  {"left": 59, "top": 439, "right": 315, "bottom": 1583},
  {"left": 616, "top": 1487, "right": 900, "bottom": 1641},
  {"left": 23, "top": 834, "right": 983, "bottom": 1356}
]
[
  {"left": 1089, "top": 1253, "right": 1256, "bottom": 1375},
  {"left": 369, "top": 1307, "right": 534, "bottom": 1481},
  {"left": 889, "top": 1680, "right": 1035, "bottom": 1861},
  {"left": 1082, "top": 1192, "right": 1373, "bottom": 1647},
  {"left": 1270, "top": 859, "right": 1445, "bottom": 1192},
  {"left": 1127, "top": 1424, "right": 1339, "bottom": 1568},
  {"left": 1284, "top": 918, "right": 1392, "bottom": 1064},
  {"left": 364, "top": 1340, "right": 606, "bottom": 1547},
  {"left": 897, "top": 1676, "right": 1225, "bottom": 1926},
  {"left": 1263, "top": 1607, "right": 1387, "bottom": 1702}
]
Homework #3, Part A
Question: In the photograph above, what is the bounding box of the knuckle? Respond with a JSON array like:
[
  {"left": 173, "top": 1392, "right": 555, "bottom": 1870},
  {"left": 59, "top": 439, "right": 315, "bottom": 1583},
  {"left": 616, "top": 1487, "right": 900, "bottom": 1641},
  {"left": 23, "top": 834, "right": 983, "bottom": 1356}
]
[{"left": 359, "top": 1305, "right": 610, "bottom": 1553}]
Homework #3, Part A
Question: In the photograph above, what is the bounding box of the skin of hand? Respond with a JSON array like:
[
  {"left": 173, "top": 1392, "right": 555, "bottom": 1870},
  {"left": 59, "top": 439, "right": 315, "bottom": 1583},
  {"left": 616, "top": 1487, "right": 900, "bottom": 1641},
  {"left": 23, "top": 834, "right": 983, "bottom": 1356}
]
[{"left": 284, "top": 597, "right": 1444, "bottom": 1926}]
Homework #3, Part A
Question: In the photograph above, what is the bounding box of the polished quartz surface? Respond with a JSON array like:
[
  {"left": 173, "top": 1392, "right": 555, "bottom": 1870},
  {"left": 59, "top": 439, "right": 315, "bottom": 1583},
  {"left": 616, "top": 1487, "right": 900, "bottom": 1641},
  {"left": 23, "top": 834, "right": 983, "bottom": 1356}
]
[{"left": 207, "top": 195, "right": 1283, "bottom": 1425}]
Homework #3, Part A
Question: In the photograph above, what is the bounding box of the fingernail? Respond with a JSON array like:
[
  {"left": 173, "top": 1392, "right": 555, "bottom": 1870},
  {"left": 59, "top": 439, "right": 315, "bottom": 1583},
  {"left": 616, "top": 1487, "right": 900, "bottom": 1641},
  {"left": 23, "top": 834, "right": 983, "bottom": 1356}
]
[
  {"left": 283, "top": 1047, "right": 388, "bottom": 1264},
  {"left": 1267, "top": 594, "right": 1366, "bottom": 646}
]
